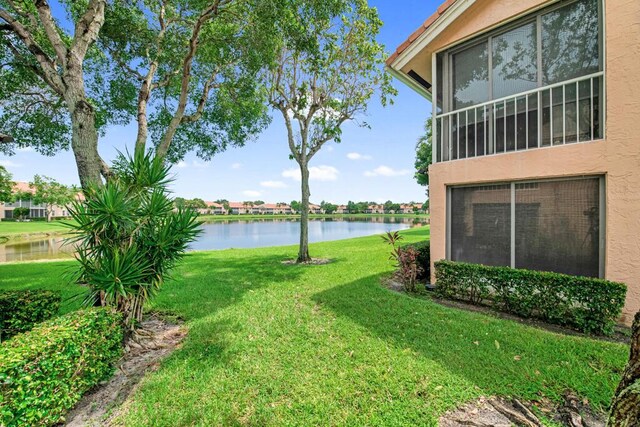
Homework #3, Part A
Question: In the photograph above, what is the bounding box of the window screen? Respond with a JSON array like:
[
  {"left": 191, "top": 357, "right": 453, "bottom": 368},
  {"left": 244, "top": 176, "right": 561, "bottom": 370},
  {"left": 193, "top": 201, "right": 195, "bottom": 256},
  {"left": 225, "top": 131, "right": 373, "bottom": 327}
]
[
  {"left": 449, "top": 177, "right": 601, "bottom": 277},
  {"left": 452, "top": 42, "right": 489, "bottom": 110},
  {"left": 450, "top": 184, "right": 511, "bottom": 266},
  {"left": 541, "top": 0, "right": 600, "bottom": 84},
  {"left": 515, "top": 178, "right": 600, "bottom": 277}
]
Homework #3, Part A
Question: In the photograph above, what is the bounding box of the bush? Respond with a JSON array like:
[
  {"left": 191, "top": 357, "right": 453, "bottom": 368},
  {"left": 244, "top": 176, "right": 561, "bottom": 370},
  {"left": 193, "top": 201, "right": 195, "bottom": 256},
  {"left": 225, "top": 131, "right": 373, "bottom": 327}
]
[
  {"left": 434, "top": 260, "right": 626, "bottom": 335},
  {"left": 0, "top": 309, "right": 123, "bottom": 426},
  {"left": 0, "top": 290, "right": 61, "bottom": 341},
  {"left": 396, "top": 246, "right": 423, "bottom": 292},
  {"left": 402, "top": 240, "right": 430, "bottom": 282}
]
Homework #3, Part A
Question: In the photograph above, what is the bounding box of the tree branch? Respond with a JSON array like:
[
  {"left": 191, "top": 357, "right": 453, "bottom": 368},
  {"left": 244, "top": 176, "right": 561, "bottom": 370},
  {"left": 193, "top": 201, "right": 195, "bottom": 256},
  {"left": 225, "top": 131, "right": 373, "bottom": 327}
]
[
  {"left": 34, "top": 0, "right": 67, "bottom": 67},
  {"left": 0, "top": 8, "right": 64, "bottom": 94}
]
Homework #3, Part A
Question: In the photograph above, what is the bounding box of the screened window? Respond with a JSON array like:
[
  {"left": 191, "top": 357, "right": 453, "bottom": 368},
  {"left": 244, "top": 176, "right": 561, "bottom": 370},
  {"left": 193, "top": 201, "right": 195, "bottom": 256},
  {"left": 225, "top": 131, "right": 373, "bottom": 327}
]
[
  {"left": 449, "top": 177, "right": 602, "bottom": 278},
  {"left": 452, "top": 42, "right": 489, "bottom": 110},
  {"left": 542, "top": 0, "right": 600, "bottom": 84},
  {"left": 434, "top": 0, "right": 603, "bottom": 163},
  {"left": 492, "top": 22, "right": 538, "bottom": 99},
  {"left": 440, "top": 0, "right": 601, "bottom": 111}
]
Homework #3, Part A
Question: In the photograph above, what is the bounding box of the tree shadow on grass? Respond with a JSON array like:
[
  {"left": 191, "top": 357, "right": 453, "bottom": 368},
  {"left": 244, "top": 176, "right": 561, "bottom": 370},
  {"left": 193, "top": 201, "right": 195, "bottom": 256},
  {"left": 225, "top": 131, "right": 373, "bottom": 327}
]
[
  {"left": 152, "top": 250, "right": 305, "bottom": 321},
  {"left": 312, "top": 274, "right": 627, "bottom": 410}
]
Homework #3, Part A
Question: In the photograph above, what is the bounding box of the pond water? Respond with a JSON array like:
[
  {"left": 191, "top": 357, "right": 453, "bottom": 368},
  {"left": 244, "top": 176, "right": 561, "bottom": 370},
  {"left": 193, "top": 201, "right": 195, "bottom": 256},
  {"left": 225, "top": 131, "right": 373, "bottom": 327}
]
[{"left": 0, "top": 217, "right": 427, "bottom": 263}]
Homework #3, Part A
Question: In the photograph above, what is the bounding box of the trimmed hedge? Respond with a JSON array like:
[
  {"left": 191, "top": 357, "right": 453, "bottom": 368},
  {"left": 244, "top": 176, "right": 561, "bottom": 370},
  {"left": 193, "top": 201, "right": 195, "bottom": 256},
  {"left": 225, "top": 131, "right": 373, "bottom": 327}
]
[
  {"left": 434, "top": 260, "right": 626, "bottom": 335},
  {"left": 0, "top": 291, "right": 61, "bottom": 341},
  {"left": 402, "top": 240, "right": 430, "bottom": 282},
  {"left": 0, "top": 309, "right": 123, "bottom": 426}
]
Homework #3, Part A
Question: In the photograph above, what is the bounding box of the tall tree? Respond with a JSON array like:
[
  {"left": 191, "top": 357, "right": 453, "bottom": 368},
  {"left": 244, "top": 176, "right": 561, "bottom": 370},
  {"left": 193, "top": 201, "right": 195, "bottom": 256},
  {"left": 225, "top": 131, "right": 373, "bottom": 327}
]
[
  {"left": 30, "top": 175, "right": 78, "bottom": 221},
  {"left": 266, "top": 0, "right": 395, "bottom": 262},
  {"left": 414, "top": 118, "right": 432, "bottom": 191},
  {"left": 0, "top": 0, "right": 285, "bottom": 188},
  {"left": 0, "top": 165, "right": 12, "bottom": 203}
]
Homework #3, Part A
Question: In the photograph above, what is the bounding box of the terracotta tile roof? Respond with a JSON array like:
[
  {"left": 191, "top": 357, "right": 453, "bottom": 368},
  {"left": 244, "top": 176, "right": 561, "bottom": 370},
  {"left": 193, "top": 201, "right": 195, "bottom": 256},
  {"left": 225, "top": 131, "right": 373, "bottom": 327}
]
[
  {"left": 12, "top": 181, "right": 34, "bottom": 194},
  {"left": 386, "top": 0, "right": 458, "bottom": 66}
]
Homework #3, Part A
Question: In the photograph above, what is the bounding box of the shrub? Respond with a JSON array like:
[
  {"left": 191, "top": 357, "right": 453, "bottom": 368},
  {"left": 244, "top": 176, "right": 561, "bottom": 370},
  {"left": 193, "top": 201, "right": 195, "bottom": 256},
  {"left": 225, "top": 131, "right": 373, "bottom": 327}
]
[
  {"left": 66, "top": 152, "right": 201, "bottom": 330},
  {"left": 0, "top": 308, "right": 123, "bottom": 426},
  {"left": 0, "top": 290, "right": 61, "bottom": 341},
  {"left": 396, "top": 246, "right": 423, "bottom": 292},
  {"left": 434, "top": 260, "right": 627, "bottom": 335},
  {"left": 11, "top": 207, "right": 29, "bottom": 221},
  {"left": 402, "top": 240, "right": 430, "bottom": 282}
]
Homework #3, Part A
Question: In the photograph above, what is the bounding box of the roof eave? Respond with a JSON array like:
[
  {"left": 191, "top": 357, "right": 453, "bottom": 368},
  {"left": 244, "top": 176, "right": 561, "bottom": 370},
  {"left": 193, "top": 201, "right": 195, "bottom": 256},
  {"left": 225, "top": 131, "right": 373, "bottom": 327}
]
[{"left": 386, "top": 66, "right": 432, "bottom": 101}]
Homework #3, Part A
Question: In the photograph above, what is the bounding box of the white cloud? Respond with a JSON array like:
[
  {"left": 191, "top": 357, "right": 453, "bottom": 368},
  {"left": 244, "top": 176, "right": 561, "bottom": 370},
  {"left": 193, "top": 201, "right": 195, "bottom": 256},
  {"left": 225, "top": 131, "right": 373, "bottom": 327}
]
[
  {"left": 16, "top": 147, "right": 33, "bottom": 152},
  {"left": 242, "top": 190, "right": 261, "bottom": 197},
  {"left": 326, "top": 145, "right": 335, "bottom": 152},
  {"left": 364, "top": 165, "right": 411, "bottom": 177},
  {"left": 176, "top": 161, "right": 188, "bottom": 168},
  {"left": 0, "top": 160, "right": 21, "bottom": 168},
  {"left": 192, "top": 160, "right": 209, "bottom": 168},
  {"left": 231, "top": 163, "right": 242, "bottom": 169},
  {"left": 260, "top": 180, "right": 287, "bottom": 189},
  {"left": 346, "top": 152, "right": 372, "bottom": 161},
  {"left": 282, "top": 165, "right": 339, "bottom": 182}
]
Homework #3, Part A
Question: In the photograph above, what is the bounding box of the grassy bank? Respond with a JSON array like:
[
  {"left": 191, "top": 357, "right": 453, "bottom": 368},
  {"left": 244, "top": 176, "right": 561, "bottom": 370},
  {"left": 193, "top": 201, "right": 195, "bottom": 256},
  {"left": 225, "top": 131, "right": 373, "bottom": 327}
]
[
  {"left": 0, "top": 220, "right": 70, "bottom": 239},
  {"left": 0, "top": 227, "right": 626, "bottom": 426}
]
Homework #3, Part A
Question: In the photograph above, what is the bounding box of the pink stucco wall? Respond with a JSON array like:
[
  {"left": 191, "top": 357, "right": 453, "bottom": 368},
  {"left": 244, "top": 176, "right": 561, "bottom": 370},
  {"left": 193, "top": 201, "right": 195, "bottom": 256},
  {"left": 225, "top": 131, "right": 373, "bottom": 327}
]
[{"left": 421, "top": 0, "right": 640, "bottom": 324}]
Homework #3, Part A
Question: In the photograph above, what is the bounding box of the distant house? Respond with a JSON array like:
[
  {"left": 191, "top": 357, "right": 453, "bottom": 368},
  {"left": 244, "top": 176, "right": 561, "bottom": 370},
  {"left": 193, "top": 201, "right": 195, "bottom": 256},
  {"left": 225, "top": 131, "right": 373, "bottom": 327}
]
[
  {"left": 366, "top": 204, "right": 384, "bottom": 214},
  {"left": 309, "top": 204, "right": 324, "bottom": 214},
  {"left": 336, "top": 205, "right": 348, "bottom": 214},
  {"left": 228, "top": 202, "right": 249, "bottom": 215},
  {"left": 0, "top": 182, "right": 80, "bottom": 220},
  {"left": 387, "top": 0, "right": 640, "bottom": 322}
]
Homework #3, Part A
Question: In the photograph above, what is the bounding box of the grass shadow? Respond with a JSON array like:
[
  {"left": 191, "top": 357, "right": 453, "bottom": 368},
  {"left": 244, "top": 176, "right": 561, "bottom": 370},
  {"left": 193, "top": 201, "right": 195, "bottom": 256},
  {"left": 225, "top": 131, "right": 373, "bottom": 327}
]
[{"left": 312, "top": 273, "right": 627, "bottom": 410}]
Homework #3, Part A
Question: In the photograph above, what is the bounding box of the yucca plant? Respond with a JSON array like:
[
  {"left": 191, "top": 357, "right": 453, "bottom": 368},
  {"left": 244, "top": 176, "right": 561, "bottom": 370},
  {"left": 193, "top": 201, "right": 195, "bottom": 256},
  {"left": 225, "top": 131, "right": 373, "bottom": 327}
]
[{"left": 65, "top": 152, "right": 201, "bottom": 331}]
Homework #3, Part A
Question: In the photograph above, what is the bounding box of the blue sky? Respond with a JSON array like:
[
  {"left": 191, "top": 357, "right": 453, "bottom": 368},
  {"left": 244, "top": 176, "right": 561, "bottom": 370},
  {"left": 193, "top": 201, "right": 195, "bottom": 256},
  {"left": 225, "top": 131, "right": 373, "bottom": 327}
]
[{"left": 0, "top": 0, "right": 440, "bottom": 204}]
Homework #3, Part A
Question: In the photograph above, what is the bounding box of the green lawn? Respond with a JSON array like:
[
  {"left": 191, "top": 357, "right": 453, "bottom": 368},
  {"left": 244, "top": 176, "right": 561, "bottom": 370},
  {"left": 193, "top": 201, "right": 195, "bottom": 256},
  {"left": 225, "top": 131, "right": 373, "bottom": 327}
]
[
  {"left": 0, "top": 227, "right": 627, "bottom": 426},
  {"left": 0, "top": 220, "right": 69, "bottom": 239}
]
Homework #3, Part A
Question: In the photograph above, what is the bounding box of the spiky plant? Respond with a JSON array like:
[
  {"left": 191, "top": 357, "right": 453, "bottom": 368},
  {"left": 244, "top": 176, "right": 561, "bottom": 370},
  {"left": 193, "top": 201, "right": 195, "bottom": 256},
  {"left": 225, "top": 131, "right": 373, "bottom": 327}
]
[{"left": 65, "top": 152, "right": 201, "bottom": 330}]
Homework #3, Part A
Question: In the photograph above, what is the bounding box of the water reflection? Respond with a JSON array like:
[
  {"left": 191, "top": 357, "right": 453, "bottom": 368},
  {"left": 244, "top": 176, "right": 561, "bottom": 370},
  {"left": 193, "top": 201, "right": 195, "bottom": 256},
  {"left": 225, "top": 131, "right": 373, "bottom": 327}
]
[{"left": 0, "top": 217, "right": 428, "bottom": 262}]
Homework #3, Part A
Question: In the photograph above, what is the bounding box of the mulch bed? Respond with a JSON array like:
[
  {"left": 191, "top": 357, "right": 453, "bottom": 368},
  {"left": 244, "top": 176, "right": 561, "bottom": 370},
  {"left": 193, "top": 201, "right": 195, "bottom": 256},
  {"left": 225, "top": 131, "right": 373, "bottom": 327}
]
[{"left": 64, "top": 314, "right": 187, "bottom": 426}]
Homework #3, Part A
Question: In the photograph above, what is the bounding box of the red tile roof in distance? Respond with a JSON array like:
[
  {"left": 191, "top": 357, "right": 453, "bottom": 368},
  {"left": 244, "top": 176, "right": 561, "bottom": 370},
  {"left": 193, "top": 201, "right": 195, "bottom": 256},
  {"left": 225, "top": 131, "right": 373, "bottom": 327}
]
[{"left": 386, "top": 0, "right": 458, "bottom": 66}]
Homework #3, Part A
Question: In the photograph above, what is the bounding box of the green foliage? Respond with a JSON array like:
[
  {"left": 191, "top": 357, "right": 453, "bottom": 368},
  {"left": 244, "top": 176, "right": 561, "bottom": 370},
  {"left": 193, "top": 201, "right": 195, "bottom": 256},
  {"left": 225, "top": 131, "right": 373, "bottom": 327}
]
[
  {"left": 65, "top": 152, "right": 201, "bottom": 329},
  {"left": 434, "top": 260, "right": 627, "bottom": 335},
  {"left": 383, "top": 200, "right": 401, "bottom": 213},
  {"left": 0, "top": 309, "right": 123, "bottom": 426},
  {"left": 320, "top": 201, "right": 338, "bottom": 214},
  {"left": 290, "top": 200, "right": 301, "bottom": 212},
  {"left": 0, "top": 167, "right": 12, "bottom": 203},
  {"left": 10, "top": 207, "right": 29, "bottom": 221},
  {"left": 0, "top": 290, "right": 61, "bottom": 341},
  {"left": 402, "top": 240, "right": 430, "bottom": 282},
  {"left": 381, "top": 230, "right": 404, "bottom": 264},
  {"left": 414, "top": 118, "right": 432, "bottom": 187},
  {"left": 29, "top": 176, "right": 78, "bottom": 221}
]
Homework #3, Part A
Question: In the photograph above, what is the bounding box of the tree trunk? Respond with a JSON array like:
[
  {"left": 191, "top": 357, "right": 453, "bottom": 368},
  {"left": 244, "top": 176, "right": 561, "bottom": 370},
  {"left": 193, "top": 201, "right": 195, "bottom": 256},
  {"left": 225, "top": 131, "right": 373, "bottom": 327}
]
[
  {"left": 69, "top": 99, "right": 104, "bottom": 189},
  {"left": 298, "top": 161, "right": 311, "bottom": 263},
  {"left": 608, "top": 311, "right": 640, "bottom": 426}
]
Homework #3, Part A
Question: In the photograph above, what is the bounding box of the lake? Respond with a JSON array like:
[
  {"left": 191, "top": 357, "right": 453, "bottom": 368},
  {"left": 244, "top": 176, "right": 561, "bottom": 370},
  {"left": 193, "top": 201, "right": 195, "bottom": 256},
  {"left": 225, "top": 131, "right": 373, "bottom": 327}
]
[{"left": 0, "top": 216, "right": 427, "bottom": 263}]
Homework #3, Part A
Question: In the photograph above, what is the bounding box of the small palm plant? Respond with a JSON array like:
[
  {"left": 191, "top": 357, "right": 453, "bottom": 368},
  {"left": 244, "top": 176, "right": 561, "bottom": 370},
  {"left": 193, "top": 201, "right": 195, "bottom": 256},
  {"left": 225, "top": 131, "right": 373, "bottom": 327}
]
[{"left": 65, "top": 152, "right": 201, "bottom": 331}]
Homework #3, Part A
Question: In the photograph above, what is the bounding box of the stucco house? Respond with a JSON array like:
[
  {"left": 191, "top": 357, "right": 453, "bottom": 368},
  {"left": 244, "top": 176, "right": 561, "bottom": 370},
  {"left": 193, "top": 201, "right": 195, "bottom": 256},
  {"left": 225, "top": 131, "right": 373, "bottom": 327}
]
[
  {"left": 0, "top": 182, "right": 76, "bottom": 220},
  {"left": 388, "top": 0, "right": 640, "bottom": 322}
]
